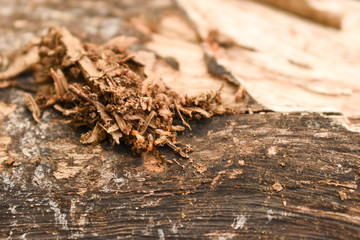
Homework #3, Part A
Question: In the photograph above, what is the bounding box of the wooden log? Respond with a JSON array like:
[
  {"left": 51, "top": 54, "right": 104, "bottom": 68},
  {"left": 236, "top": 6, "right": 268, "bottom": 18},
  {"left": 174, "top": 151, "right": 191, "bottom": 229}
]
[{"left": 0, "top": 88, "right": 360, "bottom": 239}]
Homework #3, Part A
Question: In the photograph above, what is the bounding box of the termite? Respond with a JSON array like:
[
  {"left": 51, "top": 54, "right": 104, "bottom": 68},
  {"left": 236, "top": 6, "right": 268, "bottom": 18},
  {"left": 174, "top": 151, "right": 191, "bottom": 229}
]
[
  {"left": 171, "top": 125, "right": 185, "bottom": 131},
  {"left": 147, "top": 134, "right": 154, "bottom": 152},
  {"left": 154, "top": 129, "right": 172, "bottom": 137},
  {"left": 154, "top": 135, "right": 168, "bottom": 146},
  {"left": 131, "top": 130, "right": 145, "bottom": 143}
]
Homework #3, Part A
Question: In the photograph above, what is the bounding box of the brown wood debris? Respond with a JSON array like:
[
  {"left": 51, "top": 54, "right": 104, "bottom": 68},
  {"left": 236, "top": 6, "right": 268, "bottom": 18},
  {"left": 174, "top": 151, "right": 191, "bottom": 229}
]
[
  {"left": 0, "top": 27, "right": 230, "bottom": 157},
  {"left": 0, "top": 46, "right": 40, "bottom": 80},
  {"left": 24, "top": 93, "right": 42, "bottom": 124}
]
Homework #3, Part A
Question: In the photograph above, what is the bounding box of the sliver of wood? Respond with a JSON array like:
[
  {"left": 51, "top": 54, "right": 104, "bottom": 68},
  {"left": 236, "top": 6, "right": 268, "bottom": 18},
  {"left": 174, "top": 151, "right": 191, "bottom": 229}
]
[{"left": 254, "top": 0, "right": 360, "bottom": 30}]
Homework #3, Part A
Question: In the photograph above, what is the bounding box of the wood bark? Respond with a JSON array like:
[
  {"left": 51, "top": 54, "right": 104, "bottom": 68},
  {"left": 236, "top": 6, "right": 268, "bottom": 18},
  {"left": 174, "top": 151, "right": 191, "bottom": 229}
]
[{"left": 1, "top": 88, "right": 360, "bottom": 239}]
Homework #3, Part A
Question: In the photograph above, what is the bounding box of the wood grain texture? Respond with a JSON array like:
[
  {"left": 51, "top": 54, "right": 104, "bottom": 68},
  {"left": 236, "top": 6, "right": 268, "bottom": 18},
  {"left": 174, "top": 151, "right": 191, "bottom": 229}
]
[{"left": 0, "top": 88, "right": 359, "bottom": 239}]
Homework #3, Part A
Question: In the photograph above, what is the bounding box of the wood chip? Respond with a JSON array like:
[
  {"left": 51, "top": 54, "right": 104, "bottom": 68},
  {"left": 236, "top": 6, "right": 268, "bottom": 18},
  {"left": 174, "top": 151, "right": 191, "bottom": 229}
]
[
  {"left": 272, "top": 181, "right": 283, "bottom": 192},
  {"left": 24, "top": 93, "right": 42, "bottom": 124},
  {"left": 338, "top": 191, "right": 347, "bottom": 201},
  {"left": 0, "top": 46, "right": 39, "bottom": 80}
]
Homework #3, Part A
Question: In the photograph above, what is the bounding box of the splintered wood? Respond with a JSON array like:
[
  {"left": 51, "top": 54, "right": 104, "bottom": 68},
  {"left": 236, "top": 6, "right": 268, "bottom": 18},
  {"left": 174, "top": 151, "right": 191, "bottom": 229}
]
[
  {"left": 253, "top": 0, "right": 360, "bottom": 30},
  {"left": 0, "top": 27, "right": 227, "bottom": 157}
]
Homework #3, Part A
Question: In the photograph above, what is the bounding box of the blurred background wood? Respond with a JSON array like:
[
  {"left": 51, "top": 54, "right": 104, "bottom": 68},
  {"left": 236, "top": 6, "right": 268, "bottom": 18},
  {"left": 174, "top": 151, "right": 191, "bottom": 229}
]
[{"left": 254, "top": 0, "right": 360, "bottom": 30}]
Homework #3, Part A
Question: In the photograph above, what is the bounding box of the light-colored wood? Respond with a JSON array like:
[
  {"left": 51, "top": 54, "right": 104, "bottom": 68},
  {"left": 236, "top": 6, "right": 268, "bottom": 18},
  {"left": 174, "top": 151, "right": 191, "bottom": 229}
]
[
  {"left": 254, "top": 0, "right": 348, "bottom": 29},
  {"left": 175, "top": 0, "right": 360, "bottom": 130},
  {"left": 260, "top": 0, "right": 360, "bottom": 30}
]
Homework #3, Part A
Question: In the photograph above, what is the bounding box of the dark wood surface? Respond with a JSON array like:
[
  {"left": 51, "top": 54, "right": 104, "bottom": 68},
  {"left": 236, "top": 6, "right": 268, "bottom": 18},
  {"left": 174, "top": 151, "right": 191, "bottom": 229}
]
[{"left": 1, "top": 88, "right": 360, "bottom": 239}]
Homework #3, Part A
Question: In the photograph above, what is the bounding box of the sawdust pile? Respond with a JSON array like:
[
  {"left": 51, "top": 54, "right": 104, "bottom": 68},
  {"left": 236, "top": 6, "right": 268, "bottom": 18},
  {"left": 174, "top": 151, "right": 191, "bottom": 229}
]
[{"left": 0, "top": 27, "right": 229, "bottom": 157}]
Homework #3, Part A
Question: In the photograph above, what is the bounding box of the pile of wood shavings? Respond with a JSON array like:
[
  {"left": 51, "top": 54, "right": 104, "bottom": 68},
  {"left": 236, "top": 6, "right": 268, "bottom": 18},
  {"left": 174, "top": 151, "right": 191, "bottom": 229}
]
[{"left": 0, "top": 27, "right": 229, "bottom": 158}]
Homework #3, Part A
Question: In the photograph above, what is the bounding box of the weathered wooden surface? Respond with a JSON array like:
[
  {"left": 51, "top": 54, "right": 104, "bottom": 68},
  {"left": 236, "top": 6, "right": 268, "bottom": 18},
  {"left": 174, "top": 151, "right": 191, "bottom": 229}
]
[
  {"left": 1, "top": 87, "right": 360, "bottom": 239},
  {"left": 1, "top": 0, "right": 360, "bottom": 239},
  {"left": 174, "top": 0, "right": 360, "bottom": 133}
]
